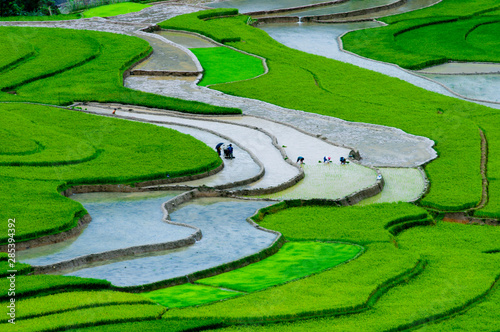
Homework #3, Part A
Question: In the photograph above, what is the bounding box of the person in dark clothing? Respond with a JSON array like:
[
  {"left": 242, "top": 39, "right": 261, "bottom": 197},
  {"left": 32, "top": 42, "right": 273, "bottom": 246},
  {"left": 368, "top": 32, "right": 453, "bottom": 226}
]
[
  {"left": 297, "top": 156, "right": 305, "bottom": 164},
  {"left": 227, "top": 144, "right": 234, "bottom": 159}
]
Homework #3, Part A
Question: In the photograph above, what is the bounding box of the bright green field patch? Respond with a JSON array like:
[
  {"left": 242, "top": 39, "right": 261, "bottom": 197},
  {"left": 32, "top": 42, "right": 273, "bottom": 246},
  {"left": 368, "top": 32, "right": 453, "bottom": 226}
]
[
  {"left": 0, "top": 27, "right": 100, "bottom": 92},
  {"left": 0, "top": 304, "right": 164, "bottom": 332},
  {"left": 67, "top": 319, "right": 220, "bottom": 332},
  {"left": 466, "top": 20, "right": 500, "bottom": 50},
  {"left": 0, "top": 275, "right": 111, "bottom": 301},
  {"left": 257, "top": 203, "right": 430, "bottom": 244},
  {"left": 0, "top": 32, "right": 34, "bottom": 73},
  {"left": 0, "top": 14, "right": 81, "bottom": 21},
  {"left": 393, "top": 17, "right": 500, "bottom": 67},
  {"left": 0, "top": 129, "right": 39, "bottom": 155},
  {"left": 342, "top": 0, "right": 500, "bottom": 69},
  {"left": 163, "top": 205, "right": 499, "bottom": 329},
  {"left": 3, "top": 290, "right": 152, "bottom": 319},
  {"left": 197, "top": 241, "right": 362, "bottom": 292},
  {"left": 82, "top": 3, "right": 151, "bottom": 18},
  {"left": 142, "top": 284, "right": 242, "bottom": 308},
  {"left": 191, "top": 47, "right": 265, "bottom": 86},
  {"left": 0, "top": 261, "right": 31, "bottom": 277}
]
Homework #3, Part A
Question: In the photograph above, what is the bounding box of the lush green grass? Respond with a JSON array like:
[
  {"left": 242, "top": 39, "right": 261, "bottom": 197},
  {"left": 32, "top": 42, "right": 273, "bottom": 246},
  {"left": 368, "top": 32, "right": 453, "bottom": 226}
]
[
  {"left": 0, "top": 103, "right": 222, "bottom": 244},
  {"left": 0, "top": 26, "right": 240, "bottom": 114},
  {"left": 142, "top": 284, "right": 242, "bottom": 308},
  {"left": 340, "top": 0, "right": 500, "bottom": 216},
  {"left": 470, "top": 94, "right": 500, "bottom": 218},
  {"left": 68, "top": 319, "right": 223, "bottom": 332},
  {"left": 0, "top": 14, "right": 81, "bottom": 21},
  {"left": 162, "top": 203, "right": 427, "bottom": 322},
  {"left": 0, "top": 261, "right": 32, "bottom": 277},
  {"left": 164, "top": 242, "right": 421, "bottom": 322},
  {"left": 382, "top": 0, "right": 500, "bottom": 24},
  {"left": 0, "top": 104, "right": 221, "bottom": 181},
  {"left": 197, "top": 241, "right": 361, "bottom": 292},
  {"left": 0, "top": 27, "right": 100, "bottom": 92},
  {"left": 0, "top": 177, "right": 84, "bottom": 243},
  {"left": 82, "top": 2, "right": 151, "bottom": 18},
  {"left": 467, "top": 21, "right": 500, "bottom": 49},
  {"left": 3, "top": 290, "right": 152, "bottom": 319},
  {"left": 2, "top": 5, "right": 500, "bottom": 331},
  {"left": 159, "top": 10, "right": 492, "bottom": 212},
  {"left": 0, "top": 275, "right": 111, "bottom": 300},
  {"left": 162, "top": 204, "right": 499, "bottom": 330},
  {"left": 191, "top": 47, "right": 265, "bottom": 86},
  {"left": 0, "top": 276, "right": 165, "bottom": 331},
  {"left": 417, "top": 278, "right": 500, "bottom": 331},
  {"left": 0, "top": 32, "right": 34, "bottom": 74},
  {"left": 257, "top": 203, "right": 431, "bottom": 244},
  {"left": 1, "top": 303, "right": 164, "bottom": 331}
]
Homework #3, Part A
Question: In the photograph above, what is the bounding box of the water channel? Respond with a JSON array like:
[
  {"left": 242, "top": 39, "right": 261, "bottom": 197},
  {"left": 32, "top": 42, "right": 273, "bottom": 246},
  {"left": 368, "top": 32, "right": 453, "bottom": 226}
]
[
  {"left": 60, "top": 197, "right": 276, "bottom": 287},
  {"left": 18, "top": 191, "right": 186, "bottom": 265}
]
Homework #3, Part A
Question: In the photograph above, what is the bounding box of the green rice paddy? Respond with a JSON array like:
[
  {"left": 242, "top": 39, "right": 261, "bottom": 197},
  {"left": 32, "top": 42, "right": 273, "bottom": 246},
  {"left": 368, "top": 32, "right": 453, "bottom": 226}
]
[
  {"left": 191, "top": 46, "right": 265, "bottom": 86},
  {"left": 82, "top": 2, "right": 151, "bottom": 18},
  {"left": 162, "top": 203, "right": 499, "bottom": 329},
  {"left": 197, "top": 241, "right": 362, "bottom": 292},
  {"left": 142, "top": 284, "right": 242, "bottom": 308},
  {"left": 2, "top": 1, "right": 500, "bottom": 330}
]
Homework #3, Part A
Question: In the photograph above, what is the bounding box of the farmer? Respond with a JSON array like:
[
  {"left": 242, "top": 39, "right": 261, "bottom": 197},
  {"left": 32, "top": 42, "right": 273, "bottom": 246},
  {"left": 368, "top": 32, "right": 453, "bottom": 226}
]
[{"left": 216, "top": 143, "right": 223, "bottom": 156}]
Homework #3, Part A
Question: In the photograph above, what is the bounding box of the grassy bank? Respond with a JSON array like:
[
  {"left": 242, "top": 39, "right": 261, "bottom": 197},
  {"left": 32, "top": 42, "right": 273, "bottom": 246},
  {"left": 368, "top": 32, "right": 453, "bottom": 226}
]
[
  {"left": 191, "top": 46, "right": 265, "bottom": 86},
  {"left": 0, "top": 26, "right": 240, "bottom": 115},
  {"left": 82, "top": 2, "right": 151, "bottom": 18}
]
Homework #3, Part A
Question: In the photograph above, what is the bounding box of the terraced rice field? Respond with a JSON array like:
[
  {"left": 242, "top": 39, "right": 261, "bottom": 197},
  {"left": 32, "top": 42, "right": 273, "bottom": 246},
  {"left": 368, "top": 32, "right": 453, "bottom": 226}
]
[{"left": 1, "top": 0, "right": 499, "bottom": 330}]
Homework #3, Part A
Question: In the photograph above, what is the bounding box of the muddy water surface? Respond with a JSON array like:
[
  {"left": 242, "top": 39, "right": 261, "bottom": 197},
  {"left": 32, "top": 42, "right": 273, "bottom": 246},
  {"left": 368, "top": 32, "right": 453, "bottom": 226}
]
[{"left": 63, "top": 198, "right": 276, "bottom": 286}]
